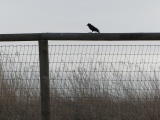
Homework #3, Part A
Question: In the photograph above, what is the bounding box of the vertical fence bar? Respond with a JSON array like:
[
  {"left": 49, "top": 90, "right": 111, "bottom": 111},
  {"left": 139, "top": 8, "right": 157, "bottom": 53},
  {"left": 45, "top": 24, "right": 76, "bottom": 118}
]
[{"left": 39, "top": 40, "right": 50, "bottom": 120}]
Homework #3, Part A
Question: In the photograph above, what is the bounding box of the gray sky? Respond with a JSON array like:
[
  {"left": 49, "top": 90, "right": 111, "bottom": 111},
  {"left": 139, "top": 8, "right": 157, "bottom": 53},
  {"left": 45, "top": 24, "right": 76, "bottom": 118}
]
[
  {"left": 1, "top": 0, "right": 160, "bottom": 45},
  {"left": 1, "top": 0, "right": 160, "bottom": 33}
]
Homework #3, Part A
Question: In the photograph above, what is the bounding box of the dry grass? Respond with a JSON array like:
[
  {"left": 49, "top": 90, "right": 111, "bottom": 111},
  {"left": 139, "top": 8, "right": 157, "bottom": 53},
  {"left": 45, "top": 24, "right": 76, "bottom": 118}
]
[{"left": 1, "top": 61, "right": 160, "bottom": 120}]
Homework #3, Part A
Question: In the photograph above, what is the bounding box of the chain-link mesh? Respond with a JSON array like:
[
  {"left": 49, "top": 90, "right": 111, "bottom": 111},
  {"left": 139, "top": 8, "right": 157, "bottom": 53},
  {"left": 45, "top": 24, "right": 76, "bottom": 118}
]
[{"left": 1, "top": 45, "right": 160, "bottom": 120}]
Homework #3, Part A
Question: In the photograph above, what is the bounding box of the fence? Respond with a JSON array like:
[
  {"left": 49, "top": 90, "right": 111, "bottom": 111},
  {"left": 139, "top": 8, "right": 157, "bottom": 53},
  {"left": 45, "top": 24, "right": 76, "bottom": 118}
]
[{"left": 1, "top": 33, "right": 160, "bottom": 120}]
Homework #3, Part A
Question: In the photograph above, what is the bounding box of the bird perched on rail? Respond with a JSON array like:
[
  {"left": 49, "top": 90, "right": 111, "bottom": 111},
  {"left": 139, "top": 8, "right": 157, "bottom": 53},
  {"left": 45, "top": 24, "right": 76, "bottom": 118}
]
[{"left": 87, "top": 23, "right": 100, "bottom": 33}]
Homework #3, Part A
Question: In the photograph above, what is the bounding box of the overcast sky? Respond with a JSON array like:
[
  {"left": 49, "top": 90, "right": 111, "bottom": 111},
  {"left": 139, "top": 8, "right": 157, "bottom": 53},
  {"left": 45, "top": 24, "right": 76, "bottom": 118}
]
[
  {"left": 1, "top": 0, "right": 160, "bottom": 33},
  {"left": 0, "top": 0, "right": 160, "bottom": 45}
]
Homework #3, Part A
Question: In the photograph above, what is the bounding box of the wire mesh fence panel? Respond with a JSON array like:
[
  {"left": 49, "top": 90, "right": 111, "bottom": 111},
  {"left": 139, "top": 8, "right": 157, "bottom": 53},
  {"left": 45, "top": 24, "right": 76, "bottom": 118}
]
[
  {"left": 1, "top": 44, "right": 160, "bottom": 120},
  {"left": 49, "top": 45, "right": 160, "bottom": 120},
  {"left": 0, "top": 45, "right": 41, "bottom": 120}
]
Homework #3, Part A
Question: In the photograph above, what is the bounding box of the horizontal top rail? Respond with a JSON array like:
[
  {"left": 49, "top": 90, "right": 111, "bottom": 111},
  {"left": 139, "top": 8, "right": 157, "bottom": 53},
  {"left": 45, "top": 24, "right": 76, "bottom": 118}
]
[{"left": 0, "top": 33, "right": 160, "bottom": 41}]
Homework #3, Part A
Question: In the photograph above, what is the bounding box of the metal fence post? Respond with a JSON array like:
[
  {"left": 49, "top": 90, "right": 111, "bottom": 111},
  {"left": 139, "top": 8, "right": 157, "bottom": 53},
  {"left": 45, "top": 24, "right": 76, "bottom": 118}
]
[{"left": 39, "top": 40, "right": 50, "bottom": 120}]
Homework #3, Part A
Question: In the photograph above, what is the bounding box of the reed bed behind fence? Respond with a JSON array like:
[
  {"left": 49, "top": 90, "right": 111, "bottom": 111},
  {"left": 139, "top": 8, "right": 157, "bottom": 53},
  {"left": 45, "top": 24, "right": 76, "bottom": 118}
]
[{"left": 0, "top": 45, "right": 160, "bottom": 120}]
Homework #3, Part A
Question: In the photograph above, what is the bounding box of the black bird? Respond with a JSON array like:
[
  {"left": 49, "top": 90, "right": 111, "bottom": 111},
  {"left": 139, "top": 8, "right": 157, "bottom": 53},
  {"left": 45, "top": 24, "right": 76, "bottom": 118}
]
[{"left": 87, "top": 23, "right": 100, "bottom": 33}]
